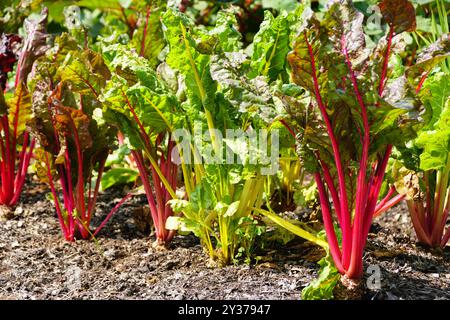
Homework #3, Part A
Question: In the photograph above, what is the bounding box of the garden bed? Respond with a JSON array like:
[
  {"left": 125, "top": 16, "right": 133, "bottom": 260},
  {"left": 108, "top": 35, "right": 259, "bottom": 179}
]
[{"left": 0, "top": 182, "right": 448, "bottom": 300}]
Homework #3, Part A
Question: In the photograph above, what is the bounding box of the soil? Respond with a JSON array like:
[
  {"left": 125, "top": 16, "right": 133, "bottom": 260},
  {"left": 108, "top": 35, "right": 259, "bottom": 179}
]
[{"left": 0, "top": 181, "right": 448, "bottom": 300}]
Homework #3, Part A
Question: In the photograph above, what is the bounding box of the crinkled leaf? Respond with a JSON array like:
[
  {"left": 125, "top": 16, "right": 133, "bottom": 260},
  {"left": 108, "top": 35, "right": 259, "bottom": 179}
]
[
  {"left": 416, "top": 98, "right": 450, "bottom": 171},
  {"left": 379, "top": 0, "right": 416, "bottom": 34},
  {"left": 6, "top": 82, "right": 31, "bottom": 136},
  {"left": 30, "top": 39, "right": 117, "bottom": 188},
  {"left": 210, "top": 52, "right": 279, "bottom": 123},
  {"left": 406, "top": 34, "right": 450, "bottom": 87},
  {"left": 0, "top": 33, "right": 21, "bottom": 90},
  {"left": 250, "top": 10, "right": 291, "bottom": 82},
  {"left": 419, "top": 72, "right": 450, "bottom": 130},
  {"left": 101, "top": 45, "right": 182, "bottom": 152},
  {"left": 59, "top": 49, "right": 111, "bottom": 98},
  {"left": 209, "top": 9, "right": 242, "bottom": 53},
  {"left": 130, "top": 0, "right": 166, "bottom": 67},
  {"left": 324, "top": 0, "right": 368, "bottom": 69},
  {"left": 54, "top": 105, "right": 93, "bottom": 151},
  {"left": 33, "top": 147, "right": 58, "bottom": 183},
  {"left": 15, "top": 7, "right": 49, "bottom": 84},
  {"left": 287, "top": 7, "right": 320, "bottom": 94},
  {"left": 162, "top": 9, "right": 216, "bottom": 114}
]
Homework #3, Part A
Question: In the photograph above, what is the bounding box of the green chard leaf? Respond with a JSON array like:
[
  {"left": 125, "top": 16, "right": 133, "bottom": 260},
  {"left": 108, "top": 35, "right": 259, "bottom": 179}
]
[
  {"left": 301, "top": 230, "right": 340, "bottom": 300},
  {"left": 415, "top": 73, "right": 450, "bottom": 171},
  {"left": 209, "top": 9, "right": 242, "bottom": 53},
  {"left": 130, "top": 0, "right": 166, "bottom": 67},
  {"left": 101, "top": 167, "right": 139, "bottom": 191},
  {"left": 250, "top": 10, "right": 291, "bottom": 82},
  {"left": 100, "top": 43, "right": 182, "bottom": 151},
  {"left": 162, "top": 9, "right": 216, "bottom": 114},
  {"left": 210, "top": 51, "right": 280, "bottom": 124},
  {"left": 301, "top": 252, "right": 340, "bottom": 300}
]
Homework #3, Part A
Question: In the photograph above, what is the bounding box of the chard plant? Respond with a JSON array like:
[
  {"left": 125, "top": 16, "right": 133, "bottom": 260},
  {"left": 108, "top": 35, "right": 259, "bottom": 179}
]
[
  {"left": 161, "top": 8, "right": 267, "bottom": 264},
  {"left": 30, "top": 32, "right": 129, "bottom": 241},
  {"left": 393, "top": 64, "right": 450, "bottom": 248},
  {"left": 284, "top": 0, "right": 446, "bottom": 280},
  {"left": 101, "top": 44, "right": 181, "bottom": 246},
  {"left": 161, "top": 8, "right": 327, "bottom": 265},
  {"left": 0, "top": 9, "right": 48, "bottom": 208},
  {"left": 68, "top": 0, "right": 168, "bottom": 194}
]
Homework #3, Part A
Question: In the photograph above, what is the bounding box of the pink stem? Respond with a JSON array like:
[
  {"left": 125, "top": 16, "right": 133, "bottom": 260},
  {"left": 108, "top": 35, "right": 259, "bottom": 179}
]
[
  {"left": 2, "top": 116, "right": 12, "bottom": 200},
  {"left": 362, "top": 145, "right": 393, "bottom": 238},
  {"left": 87, "top": 158, "right": 106, "bottom": 222},
  {"left": 373, "top": 185, "right": 396, "bottom": 214},
  {"left": 407, "top": 200, "right": 432, "bottom": 245},
  {"left": 319, "top": 157, "right": 342, "bottom": 224},
  {"left": 416, "top": 71, "right": 430, "bottom": 94},
  {"left": 432, "top": 195, "right": 449, "bottom": 246},
  {"left": 0, "top": 126, "right": 7, "bottom": 202},
  {"left": 315, "top": 173, "right": 344, "bottom": 273},
  {"left": 10, "top": 136, "right": 35, "bottom": 205},
  {"left": 13, "top": 132, "right": 29, "bottom": 192},
  {"left": 44, "top": 152, "right": 69, "bottom": 240},
  {"left": 342, "top": 35, "right": 371, "bottom": 275},
  {"left": 122, "top": 90, "right": 152, "bottom": 149},
  {"left": 304, "top": 33, "right": 352, "bottom": 267},
  {"left": 373, "top": 193, "right": 405, "bottom": 217},
  {"left": 69, "top": 117, "right": 86, "bottom": 223},
  {"left": 131, "top": 150, "right": 159, "bottom": 226},
  {"left": 151, "top": 165, "right": 166, "bottom": 241},
  {"left": 92, "top": 193, "right": 132, "bottom": 238},
  {"left": 441, "top": 226, "right": 450, "bottom": 248},
  {"left": 63, "top": 144, "right": 75, "bottom": 235}
]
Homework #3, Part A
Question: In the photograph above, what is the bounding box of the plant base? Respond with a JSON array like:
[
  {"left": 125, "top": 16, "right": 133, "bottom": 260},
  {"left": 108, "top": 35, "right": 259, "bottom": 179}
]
[
  {"left": 152, "top": 239, "right": 168, "bottom": 251},
  {"left": 333, "top": 275, "right": 364, "bottom": 300},
  {"left": 0, "top": 205, "right": 13, "bottom": 221}
]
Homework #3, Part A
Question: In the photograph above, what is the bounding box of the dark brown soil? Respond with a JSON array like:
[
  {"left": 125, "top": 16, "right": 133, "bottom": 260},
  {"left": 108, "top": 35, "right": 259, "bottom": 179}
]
[{"left": 0, "top": 182, "right": 448, "bottom": 300}]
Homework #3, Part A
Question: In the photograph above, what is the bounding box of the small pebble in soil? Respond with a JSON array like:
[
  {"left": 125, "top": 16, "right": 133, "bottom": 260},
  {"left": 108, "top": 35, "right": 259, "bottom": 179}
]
[
  {"left": 14, "top": 206, "right": 24, "bottom": 216},
  {"left": 103, "top": 249, "right": 116, "bottom": 261}
]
